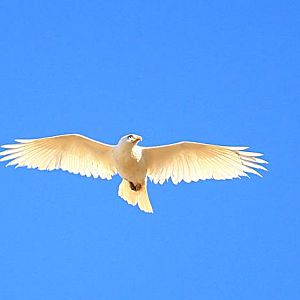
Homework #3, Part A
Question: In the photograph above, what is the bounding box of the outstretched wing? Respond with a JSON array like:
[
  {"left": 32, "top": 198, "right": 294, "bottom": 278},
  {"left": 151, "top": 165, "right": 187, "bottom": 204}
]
[
  {"left": 0, "top": 134, "right": 117, "bottom": 180},
  {"left": 142, "top": 142, "right": 267, "bottom": 184}
]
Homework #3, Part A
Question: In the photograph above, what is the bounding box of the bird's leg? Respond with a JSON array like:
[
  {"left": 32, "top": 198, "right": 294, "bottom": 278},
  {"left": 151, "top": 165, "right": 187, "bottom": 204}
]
[
  {"left": 129, "top": 181, "right": 142, "bottom": 192},
  {"left": 135, "top": 183, "right": 142, "bottom": 191},
  {"left": 129, "top": 181, "right": 137, "bottom": 191}
]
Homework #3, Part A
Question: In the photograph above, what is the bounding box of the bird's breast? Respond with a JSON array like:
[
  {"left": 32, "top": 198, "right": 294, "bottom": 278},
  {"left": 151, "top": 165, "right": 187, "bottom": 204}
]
[{"left": 113, "top": 146, "right": 146, "bottom": 182}]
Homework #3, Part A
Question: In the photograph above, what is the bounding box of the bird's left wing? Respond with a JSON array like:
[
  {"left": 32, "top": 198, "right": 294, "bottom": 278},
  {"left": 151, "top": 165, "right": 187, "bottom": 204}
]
[
  {"left": 142, "top": 141, "right": 268, "bottom": 184},
  {"left": 0, "top": 134, "right": 117, "bottom": 179}
]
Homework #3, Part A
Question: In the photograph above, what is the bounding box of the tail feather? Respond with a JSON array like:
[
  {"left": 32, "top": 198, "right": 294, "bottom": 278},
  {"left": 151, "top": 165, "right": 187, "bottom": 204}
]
[{"left": 118, "top": 179, "right": 153, "bottom": 213}]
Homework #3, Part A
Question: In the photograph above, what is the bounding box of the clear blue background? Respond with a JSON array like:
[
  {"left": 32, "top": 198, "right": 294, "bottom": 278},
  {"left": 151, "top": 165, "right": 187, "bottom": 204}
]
[{"left": 0, "top": 1, "right": 299, "bottom": 299}]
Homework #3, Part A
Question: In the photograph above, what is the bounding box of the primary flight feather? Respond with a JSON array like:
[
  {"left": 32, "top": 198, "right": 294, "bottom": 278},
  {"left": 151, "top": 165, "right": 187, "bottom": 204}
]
[{"left": 0, "top": 133, "right": 268, "bottom": 213}]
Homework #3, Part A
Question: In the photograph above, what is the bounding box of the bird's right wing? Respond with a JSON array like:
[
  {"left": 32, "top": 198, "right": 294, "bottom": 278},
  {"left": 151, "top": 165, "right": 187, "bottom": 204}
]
[
  {"left": 142, "top": 141, "right": 268, "bottom": 184},
  {"left": 0, "top": 134, "right": 117, "bottom": 179}
]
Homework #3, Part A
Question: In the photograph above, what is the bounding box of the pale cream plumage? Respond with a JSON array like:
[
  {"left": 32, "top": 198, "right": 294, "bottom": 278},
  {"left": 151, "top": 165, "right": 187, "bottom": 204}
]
[
  {"left": 0, "top": 133, "right": 268, "bottom": 213},
  {"left": 143, "top": 142, "right": 267, "bottom": 184},
  {"left": 0, "top": 134, "right": 117, "bottom": 179}
]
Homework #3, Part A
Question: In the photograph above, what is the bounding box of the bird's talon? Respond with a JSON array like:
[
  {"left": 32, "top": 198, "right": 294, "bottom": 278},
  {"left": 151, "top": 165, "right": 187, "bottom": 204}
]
[
  {"left": 129, "top": 181, "right": 142, "bottom": 192},
  {"left": 129, "top": 181, "right": 137, "bottom": 191}
]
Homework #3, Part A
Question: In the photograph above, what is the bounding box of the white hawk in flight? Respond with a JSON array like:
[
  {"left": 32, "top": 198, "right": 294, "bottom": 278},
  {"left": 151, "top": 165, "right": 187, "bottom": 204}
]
[{"left": 0, "top": 134, "right": 267, "bottom": 213}]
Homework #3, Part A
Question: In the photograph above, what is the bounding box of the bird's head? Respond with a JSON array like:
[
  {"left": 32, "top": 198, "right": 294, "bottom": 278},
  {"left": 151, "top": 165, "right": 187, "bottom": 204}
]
[{"left": 118, "top": 134, "right": 142, "bottom": 147}]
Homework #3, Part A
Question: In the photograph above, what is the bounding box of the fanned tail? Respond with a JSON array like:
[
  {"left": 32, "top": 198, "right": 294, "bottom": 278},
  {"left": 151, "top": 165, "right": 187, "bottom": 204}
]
[{"left": 118, "top": 179, "right": 153, "bottom": 213}]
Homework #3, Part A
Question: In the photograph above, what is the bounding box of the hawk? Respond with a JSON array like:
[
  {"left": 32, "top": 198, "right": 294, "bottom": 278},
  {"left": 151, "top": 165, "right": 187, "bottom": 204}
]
[{"left": 0, "top": 134, "right": 267, "bottom": 213}]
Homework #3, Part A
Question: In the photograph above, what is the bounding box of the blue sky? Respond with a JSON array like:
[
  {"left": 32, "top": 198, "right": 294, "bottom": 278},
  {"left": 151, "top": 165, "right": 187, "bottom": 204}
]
[{"left": 0, "top": 1, "right": 299, "bottom": 299}]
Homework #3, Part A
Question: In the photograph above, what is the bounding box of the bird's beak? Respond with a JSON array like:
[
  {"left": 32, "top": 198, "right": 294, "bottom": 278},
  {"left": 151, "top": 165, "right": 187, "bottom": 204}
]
[{"left": 136, "top": 136, "right": 142, "bottom": 142}]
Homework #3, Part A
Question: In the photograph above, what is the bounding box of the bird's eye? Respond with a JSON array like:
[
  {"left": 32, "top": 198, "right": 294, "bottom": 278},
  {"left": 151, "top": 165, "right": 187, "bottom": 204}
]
[{"left": 127, "top": 135, "right": 134, "bottom": 139}]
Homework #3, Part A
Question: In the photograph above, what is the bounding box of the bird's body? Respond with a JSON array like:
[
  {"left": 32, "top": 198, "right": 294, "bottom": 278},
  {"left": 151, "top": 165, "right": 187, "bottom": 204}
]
[
  {"left": 0, "top": 133, "right": 268, "bottom": 213},
  {"left": 113, "top": 140, "right": 146, "bottom": 186},
  {"left": 112, "top": 136, "right": 152, "bottom": 211}
]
